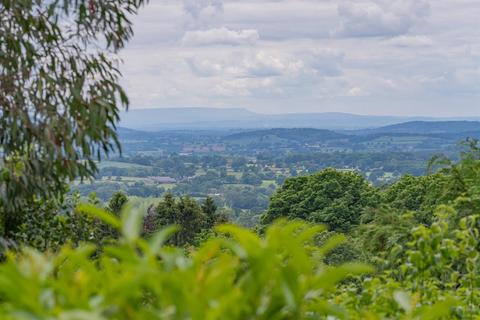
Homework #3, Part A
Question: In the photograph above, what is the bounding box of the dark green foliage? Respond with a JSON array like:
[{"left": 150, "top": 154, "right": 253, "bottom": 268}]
[
  {"left": 429, "top": 139, "right": 480, "bottom": 217},
  {"left": 107, "top": 191, "right": 128, "bottom": 215},
  {"left": 383, "top": 174, "right": 449, "bottom": 224},
  {"left": 148, "top": 194, "right": 227, "bottom": 246},
  {"left": 5, "top": 192, "right": 103, "bottom": 252},
  {"left": 0, "top": 0, "right": 147, "bottom": 234},
  {"left": 263, "top": 168, "right": 379, "bottom": 232},
  {"left": 0, "top": 215, "right": 376, "bottom": 319},
  {"left": 202, "top": 196, "right": 218, "bottom": 229},
  {"left": 354, "top": 207, "right": 416, "bottom": 263},
  {"left": 352, "top": 140, "right": 480, "bottom": 262}
]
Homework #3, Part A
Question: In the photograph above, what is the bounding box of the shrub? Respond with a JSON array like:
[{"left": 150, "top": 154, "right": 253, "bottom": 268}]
[{"left": 0, "top": 207, "right": 371, "bottom": 319}]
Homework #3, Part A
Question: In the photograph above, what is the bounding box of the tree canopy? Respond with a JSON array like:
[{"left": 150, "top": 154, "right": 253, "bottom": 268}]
[
  {"left": 262, "top": 168, "right": 379, "bottom": 232},
  {"left": 0, "top": 0, "right": 147, "bottom": 234}
]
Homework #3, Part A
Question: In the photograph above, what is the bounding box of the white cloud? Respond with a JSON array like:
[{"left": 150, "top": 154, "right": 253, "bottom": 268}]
[
  {"left": 182, "top": 27, "right": 259, "bottom": 46},
  {"left": 242, "top": 51, "right": 304, "bottom": 77},
  {"left": 120, "top": 0, "right": 480, "bottom": 116},
  {"left": 336, "top": 0, "right": 430, "bottom": 37},
  {"left": 185, "top": 49, "right": 341, "bottom": 80},
  {"left": 346, "top": 87, "right": 369, "bottom": 97}
]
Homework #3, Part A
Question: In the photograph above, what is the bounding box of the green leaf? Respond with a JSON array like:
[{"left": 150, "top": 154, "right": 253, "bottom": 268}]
[
  {"left": 148, "top": 225, "right": 179, "bottom": 255},
  {"left": 393, "top": 290, "right": 412, "bottom": 313},
  {"left": 121, "top": 205, "right": 143, "bottom": 243},
  {"left": 77, "top": 204, "right": 120, "bottom": 229}
]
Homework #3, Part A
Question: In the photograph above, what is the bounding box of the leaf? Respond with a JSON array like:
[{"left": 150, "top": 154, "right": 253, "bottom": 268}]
[
  {"left": 414, "top": 297, "right": 457, "bottom": 320},
  {"left": 393, "top": 290, "right": 412, "bottom": 313},
  {"left": 121, "top": 205, "right": 143, "bottom": 243},
  {"left": 148, "top": 225, "right": 179, "bottom": 256},
  {"left": 317, "top": 233, "right": 347, "bottom": 257},
  {"left": 314, "top": 263, "right": 374, "bottom": 290},
  {"left": 76, "top": 204, "right": 120, "bottom": 229}
]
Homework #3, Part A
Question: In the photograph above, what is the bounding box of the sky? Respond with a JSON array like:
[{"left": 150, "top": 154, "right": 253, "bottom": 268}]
[{"left": 120, "top": 0, "right": 480, "bottom": 116}]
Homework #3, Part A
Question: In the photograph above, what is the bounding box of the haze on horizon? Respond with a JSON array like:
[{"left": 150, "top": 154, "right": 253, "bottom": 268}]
[{"left": 121, "top": 0, "right": 480, "bottom": 117}]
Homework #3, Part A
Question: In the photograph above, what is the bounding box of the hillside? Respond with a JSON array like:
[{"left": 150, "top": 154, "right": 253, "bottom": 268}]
[
  {"left": 224, "top": 128, "right": 347, "bottom": 143},
  {"left": 119, "top": 108, "right": 448, "bottom": 131},
  {"left": 119, "top": 107, "right": 258, "bottom": 130},
  {"left": 351, "top": 121, "right": 480, "bottom": 135},
  {"left": 115, "top": 125, "right": 480, "bottom": 155}
]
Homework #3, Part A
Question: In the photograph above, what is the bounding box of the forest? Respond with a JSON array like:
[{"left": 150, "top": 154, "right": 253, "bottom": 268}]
[{"left": 1, "top": 1, "right": 479, "bottom": 319}]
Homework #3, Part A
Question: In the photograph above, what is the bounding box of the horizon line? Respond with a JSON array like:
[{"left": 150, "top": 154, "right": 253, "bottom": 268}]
[{"left": 123, "top": 106, "right": 480, "bottom": 119}]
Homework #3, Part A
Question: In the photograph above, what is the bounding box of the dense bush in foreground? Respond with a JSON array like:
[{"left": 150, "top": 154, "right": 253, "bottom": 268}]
[
  {"left": 0, "top": 210, "right": 370, "bottom": 319},
  {"left": 0, "top": 205, "right": 474, "bottom": 319}
]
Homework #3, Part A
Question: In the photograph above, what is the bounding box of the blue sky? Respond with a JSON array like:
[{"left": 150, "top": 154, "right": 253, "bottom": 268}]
[{"left": 120, "top": 0, "right": 480, "bottom": 116}]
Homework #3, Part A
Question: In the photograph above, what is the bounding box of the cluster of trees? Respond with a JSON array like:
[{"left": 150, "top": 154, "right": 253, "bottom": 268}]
[
  {"left": 144, "top": 195, "right": 227, "bottom": 246},
  {"left": 75, "top": 181, "right": 166, "bottom": 201},
  {"left": 1, "top": 192, "right": 477, "bottom": 318},
  {"left": 262, "top": 140, "right": 480, "bottom": 266},
  {"left": 263, "top": 169, "right": 379, "bottom": 232},
  {"left": 267, "top": 151, "right": 434, "bottom": 182}
]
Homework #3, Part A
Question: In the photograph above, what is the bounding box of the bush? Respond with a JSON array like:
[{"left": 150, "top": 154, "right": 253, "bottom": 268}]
[{"left": 0, "top": 208, "right": 371, "bottom": 319}]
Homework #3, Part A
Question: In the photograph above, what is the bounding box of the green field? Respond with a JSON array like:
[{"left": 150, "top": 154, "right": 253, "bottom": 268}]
[
  {"left": 261, "top": 180, "right": 277, "bottom": 188},
  {"left": 97, "top": 161, "right": 152, "bottom": 170}
]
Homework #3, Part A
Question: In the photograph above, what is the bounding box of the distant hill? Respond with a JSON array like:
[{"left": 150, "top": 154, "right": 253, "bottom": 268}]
[
  {"left": 115, "top": 123, "right": 480, "bottom": 155},
  {"left": 121, "top": 107, "right": 473, "bottom": 131},
  {"left": 120, "top": 108, "right": 257, "bottom": 130},
  {"left": 225, "top": 128, "right": 347, "bottom": 143},
  {"left": 351, "top": 121, "right": 480, "bottom": 135}
]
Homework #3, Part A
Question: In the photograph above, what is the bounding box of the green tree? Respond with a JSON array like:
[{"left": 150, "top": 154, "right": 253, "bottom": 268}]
[
  {"left": 341, "top": 207, "right": 478, "bottom": 318},
  {"left": 262, "top": 168, "right": 379, "bottom": 232},
  {"left": 383, "top": 173, "right": 449, "bottom": 224},
  {"left": 175, "top": 196, "right": 205, "bottom": 245},
  {"left": 153, "top": 194, "right": 205, "bottom": 246},
  {"left": 0, "top": 0, "right": 147, "bottom": 235},
  {"left": 428, "top": 139, "right": 480, "bottom": 218},
  {"left": 155, "top": 193, "right": 178, "bottom": 227},
  {"left": 202, "top": 196, "right": 218, "bottom": 229},
  {"left": 353, "top": 207, "right": 416, "bottom": 262},
  {"left": 107, "top": 192, "right": 128, "bottom": 216}
]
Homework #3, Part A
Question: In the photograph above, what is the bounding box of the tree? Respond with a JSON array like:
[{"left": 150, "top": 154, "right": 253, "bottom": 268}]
[
  {"left": 202, "top": 196, "right": 218, "bottom": 229},
  {"left": 383, "top": 173, "right": 449, "bottom": 224},
  {"left": 107, "top": 192, "right": 128, "bottom": 216},
  {"left": 353, "top": 207, "right": 416, "bottom": 261},
  {"left": 262, "top": 168, "right": 379, "bottom": 232},
  {"left": 428, "top": 139, "right": 480, "bottom": 218},
  {"left": 153, "top": 194, "right": 205, "bottom": 246},
  {"left": 0, "top": 0, "right": 147, "bottom": 235},
  {"left": 155, "top": 194, "right": 178, "bottom": 227},
  {"left": 176, "top": 197, "right": 205, "bottom": 245},
  {"left": 150, "top": 194, "right": 229, "bottom": 246}
]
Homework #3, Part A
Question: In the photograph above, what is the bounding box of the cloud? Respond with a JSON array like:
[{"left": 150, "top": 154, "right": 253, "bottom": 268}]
[
  {"left": 385, "top": 35, "right": 433, "bottom": 47},
  {"left": 242, "top": 51, "right": 304, "bottom": 78},
  {"left": 185, "top": 50, "right": 318, "bottom": 79},
  {"left": 336, "top": 0, "right": 430, "bottom": 37},
  {"left": 182, "top": 27, "right": 259, "bottom": 46},
  {"left": 302, "top": 49, "right": 345, "bottom": 77},
  {"left": 212, "top": 78, "right": 278, "bottom": 97},
  {"left": 346, "top": 87, "right": 369, "bottom": 97},
  {"left": 185, "top": 49, "right": 344, "bottom": 79},
  {"left": 183, "top": 0, "right": 223, "bottom": 19},
  {"left": 121, "top": 0, "right": 480, "bottom": 116}
]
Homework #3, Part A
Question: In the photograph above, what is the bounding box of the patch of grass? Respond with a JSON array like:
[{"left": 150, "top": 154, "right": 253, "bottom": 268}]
[
  {"left": 97, "top": 161, "right": 152, "bottom": 170},
  {"left": 261, "top": 180, "right": 277, "bottom": 188}
]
